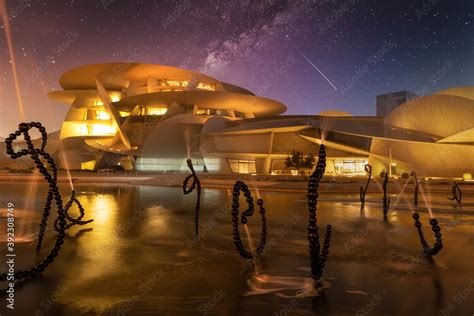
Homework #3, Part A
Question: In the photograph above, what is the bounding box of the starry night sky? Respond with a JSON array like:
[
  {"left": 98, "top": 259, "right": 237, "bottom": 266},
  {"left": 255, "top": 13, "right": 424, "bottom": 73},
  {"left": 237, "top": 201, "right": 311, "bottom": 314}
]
[{"left": 0, "top": 0, "right": 472, "bottom": 136}]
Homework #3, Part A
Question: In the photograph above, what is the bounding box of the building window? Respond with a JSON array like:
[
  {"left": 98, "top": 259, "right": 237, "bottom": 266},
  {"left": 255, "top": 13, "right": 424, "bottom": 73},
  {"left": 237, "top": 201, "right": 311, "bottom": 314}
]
[
  {"left": 196, "top": 108, "right": 229, "bottom": 116},
  {"left": 91, "top": 124, "right": 116, "bottom": 135},
  {"left": 234, "top": 111, "right": 246, "bottom": 119},
  {"left": 227, "top": 159, "right": 256, "bottom": 174},
  {"left": 196, "top": 108, "right": 212, "bottom": 115},
  {"left": 95, "top": 110, "right": 111, "bottom": 120},
  {"left": 163, "top": 80, "right": 189, "bottom": 87},
  {"left": 146, "top": 107, "right": 167, "bottom": 116},
  {"left": 214, "top": 109, "right": 229, "bottom": 116},
  {"left": 333, "top": 160, "right": 368, "bottom": 176},
  {"left": 197, "top": 82, "right": 216, "bottom": 91},
  {"left": 92, "top": 100, "right": 104, "bottom": 106}
]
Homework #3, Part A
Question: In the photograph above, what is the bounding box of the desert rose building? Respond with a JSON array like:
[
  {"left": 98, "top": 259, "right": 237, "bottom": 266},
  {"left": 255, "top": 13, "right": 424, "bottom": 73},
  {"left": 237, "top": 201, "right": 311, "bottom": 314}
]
[{"left": 2, "top": 63, "right": 473, "bottom": 178}]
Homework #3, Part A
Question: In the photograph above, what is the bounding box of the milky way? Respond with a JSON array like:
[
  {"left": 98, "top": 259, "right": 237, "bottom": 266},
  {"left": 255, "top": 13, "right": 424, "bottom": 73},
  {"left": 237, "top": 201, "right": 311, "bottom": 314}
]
[{"left": 0, "top": 0, "right": 472, "bottom": 135}]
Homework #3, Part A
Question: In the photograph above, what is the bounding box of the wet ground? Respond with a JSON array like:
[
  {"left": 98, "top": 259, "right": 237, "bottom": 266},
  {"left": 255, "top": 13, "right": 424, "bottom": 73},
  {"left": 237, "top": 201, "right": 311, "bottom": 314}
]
[{"left": 1, "top": 182, "right": 474, "bottom": 315}]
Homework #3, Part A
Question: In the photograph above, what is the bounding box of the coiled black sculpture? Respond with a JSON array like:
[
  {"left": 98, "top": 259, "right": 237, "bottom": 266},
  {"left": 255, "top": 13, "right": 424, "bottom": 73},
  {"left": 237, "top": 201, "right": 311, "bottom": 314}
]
[
  {"left": 447, "top": 182, "right": 462, "bottom": 204},
  {"left": 36, "top": 181, "right": 93, "bottom": 251},
  {"left": 54, "top": 189, "right": 93, "bottom": 231},
  {"left": 307, "top": 144, "right": 332, "bottom": 283},
  {"left": 231, "top": 181, "right": 267, "bottom": 259},
  {"left": 359, "top": 164, "right": 372, "bottom": 212},
  {"left": 2, "top": 122, "right": 92, "bottom": 281},
  {"left": 382, "top": 172, "right": 390, "bottom": 220},
  {"left": 412, "top": 213, "right": 443, "bottom": 256},
  {"left": 182, "top": 159, "right": 201, "bottom": 237}
]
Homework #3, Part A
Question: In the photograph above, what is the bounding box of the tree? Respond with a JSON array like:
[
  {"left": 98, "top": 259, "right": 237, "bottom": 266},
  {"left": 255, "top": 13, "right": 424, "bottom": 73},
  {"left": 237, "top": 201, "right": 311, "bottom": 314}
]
[{"left": 285, "top": 151, "right": 315, "bottom": 180}]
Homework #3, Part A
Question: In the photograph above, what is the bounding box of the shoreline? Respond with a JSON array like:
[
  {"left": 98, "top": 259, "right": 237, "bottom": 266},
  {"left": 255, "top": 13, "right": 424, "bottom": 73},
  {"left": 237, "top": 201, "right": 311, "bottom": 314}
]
[{"left": 1, "top": 173, "right": 474, "bottom": 215}]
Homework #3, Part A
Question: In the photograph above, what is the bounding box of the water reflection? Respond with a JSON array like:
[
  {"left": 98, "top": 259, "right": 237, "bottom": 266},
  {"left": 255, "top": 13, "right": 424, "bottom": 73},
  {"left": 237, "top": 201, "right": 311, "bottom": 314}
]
[{"left": 0, "top": 183, "right": 474, "bottom": 315}]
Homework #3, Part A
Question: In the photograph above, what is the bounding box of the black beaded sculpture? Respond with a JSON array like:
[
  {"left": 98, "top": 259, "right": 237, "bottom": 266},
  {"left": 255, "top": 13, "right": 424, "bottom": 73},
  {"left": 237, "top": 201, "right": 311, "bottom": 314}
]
[
  {"left": 447, "top": 182, "right": 462, "bottom": 204},
  {"left": 230, "top": 181, "right": 267, "bottom": 259},
  {"left": 54, "top": 189, "right": 93, "bottom": 232},
  {"left": 382, "top": 172, "right": 390, "bottom": 220},
  {"left": 359, "top": 164, "right": 372, "bottom": 212},
  {"left": 411, "top": 171, "right": 419, "bottom": 207},
  {"left": 412, "top": 212, "right": 443, "bottom": 256},
  {"left": 2, "top": 122, "right": 92, "bottom": 281},
  {"left": 37, "top": 183, "right": 93, "bottom": 251},
  {"left": 307, "top": 144, "right": 332, "bottom": 283},
  {"left": 182, "top": 159, "right": 202, "bottom": 237}
]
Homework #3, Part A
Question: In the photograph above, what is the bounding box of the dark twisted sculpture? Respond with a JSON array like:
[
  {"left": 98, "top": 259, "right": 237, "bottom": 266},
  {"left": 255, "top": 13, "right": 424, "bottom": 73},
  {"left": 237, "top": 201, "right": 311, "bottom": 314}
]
[
  {"left": 230, "top": 181, "right": 267, "bottom": 259},
  {"left": 382, "top": 172, "right": 390, "bottom": 220},
  {"left": 447, "top": 182, "right": 462, "bottom": 204},
  {"left": 359, "top": 164, "right": 372, "bottom": 212},
  {"left": 182, "top": 159, "right": 201, "bottom": 237},
  {"left": 54, "top": 189, "right": 93, "bottom": 232},
  {"left": 411, "top": 171, "right": 419, "bottom": 207},
  {"left": 307, "top": 144, "right": 332, "bottom": 283},
  {"left": 412, "top": 213, "right": 443, "bottom": 256},
  {"left": 2, "top": 122, "right": 92, "bottom": 281}
]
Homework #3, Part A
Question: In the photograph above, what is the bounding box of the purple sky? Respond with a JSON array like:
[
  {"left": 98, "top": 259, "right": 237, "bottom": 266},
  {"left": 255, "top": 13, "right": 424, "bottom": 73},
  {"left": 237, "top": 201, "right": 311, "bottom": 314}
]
[{"left": 0, "top": 0, "right": 472, "bottom": 136}]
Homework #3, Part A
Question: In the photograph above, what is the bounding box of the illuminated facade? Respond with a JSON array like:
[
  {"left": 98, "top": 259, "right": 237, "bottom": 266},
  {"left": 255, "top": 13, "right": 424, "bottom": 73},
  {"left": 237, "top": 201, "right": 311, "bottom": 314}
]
[{"left": 2, "top": 62, "right": 471, "bottom": 178}]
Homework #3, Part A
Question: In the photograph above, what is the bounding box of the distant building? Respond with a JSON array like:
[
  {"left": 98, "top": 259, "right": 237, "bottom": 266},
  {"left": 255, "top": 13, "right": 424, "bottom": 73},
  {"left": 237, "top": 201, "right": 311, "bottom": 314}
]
[{"left": 376, "top": 91, "right": 418, "bottom": 117}]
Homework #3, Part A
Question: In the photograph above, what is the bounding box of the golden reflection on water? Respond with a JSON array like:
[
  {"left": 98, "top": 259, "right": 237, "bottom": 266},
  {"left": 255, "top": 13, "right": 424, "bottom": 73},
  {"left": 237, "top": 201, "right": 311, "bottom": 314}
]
[{"left": 74, "top": 193, "right": 119, "bottom": 279}]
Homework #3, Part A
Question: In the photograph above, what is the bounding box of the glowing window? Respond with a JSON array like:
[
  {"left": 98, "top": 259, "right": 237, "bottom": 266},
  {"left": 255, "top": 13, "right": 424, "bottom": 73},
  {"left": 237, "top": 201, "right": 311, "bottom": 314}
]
[
  {"left": 147, "top": 107, "right": 167, "bottom": 116},
  {"left": 227, "top": 159, "right": 256, "bottom": 174},
  {"left": 93, "top": 100, "right": 104, "bottom": 106},
  {"left": 111, "top": 96, "right": 121, "bottom": 102},
  {"left": 119, "top": 111, "right": 131, "bottom": 117},
  {"left": 333, "top": 160, "right": 367, "bottom": 176},
  {"left": 214, "top": 109, "right": 229, "bottom": 116},
  {"left": 196, "top": 108, "right": 211, "bottom": 115},
  {"left": 197, "top": 82, "right": 215, "bottom": 91},
  {"left": 91, "top": 124, "right": 116, "bottom": 135},
  {"left": 95, "top": 110, "right": 111, "bottom": 120},
  {"left": 166, "top": 80, "right": 189, "bottom": 87},
  {"left": 81, "top": 160, "right": 96, "bottom": 170},
  {"left": 196, "top": 108, "right": 229, "bottom": 116}
]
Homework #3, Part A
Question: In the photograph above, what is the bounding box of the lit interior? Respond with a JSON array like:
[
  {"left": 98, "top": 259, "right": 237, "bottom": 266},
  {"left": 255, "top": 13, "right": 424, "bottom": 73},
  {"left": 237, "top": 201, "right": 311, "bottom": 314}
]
[
  {"left": 81, "top": 160, "right": 97, "bottom": 170},
  {"left": 92, "top": 124, "right": 116, "bottom": 135},
  {"left": 165, "top": 80, "right": 189, "bottom": 87},
  {"left": 147, "top": 107, "right": 167, "bottom": 116},
  {"left": 333, "top": 159, "right": 368, "bottom": 176},
  {"left": 95, "top": 110, "right": 111, "bottom": 120},
  {"left": 197, "top": 82, "right": 215, "bottom": 91}
]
